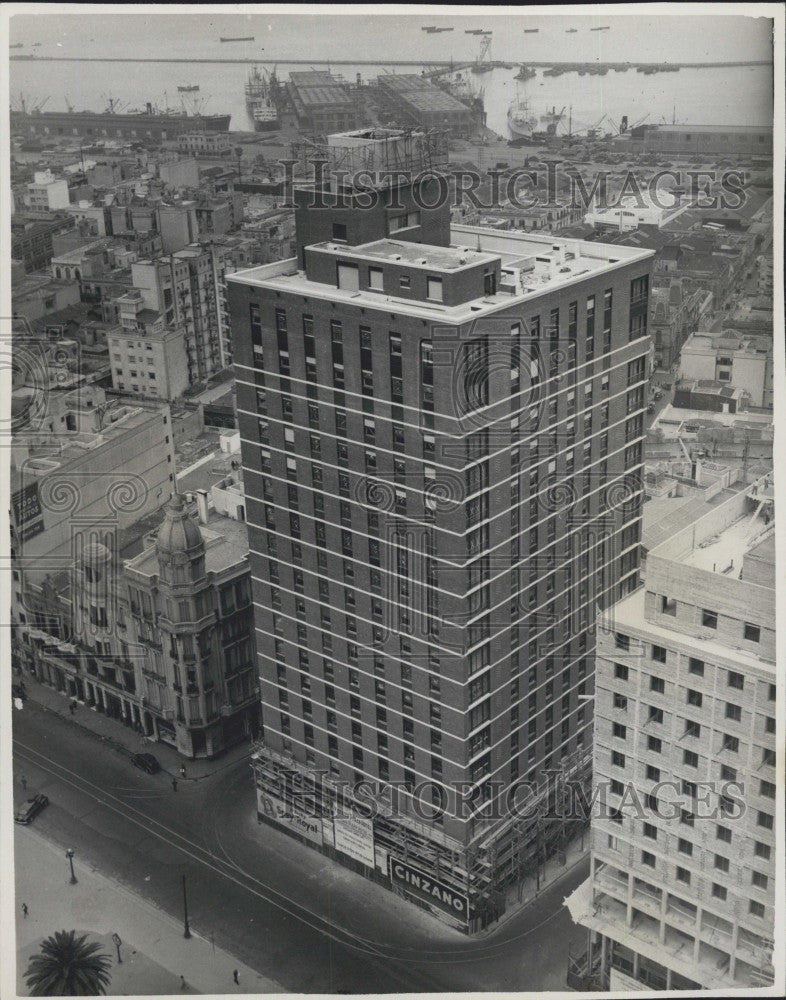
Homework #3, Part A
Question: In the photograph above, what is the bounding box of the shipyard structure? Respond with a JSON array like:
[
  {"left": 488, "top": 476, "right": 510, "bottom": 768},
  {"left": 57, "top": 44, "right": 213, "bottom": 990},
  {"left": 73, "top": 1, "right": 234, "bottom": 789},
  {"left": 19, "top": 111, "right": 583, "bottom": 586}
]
[
  {"left": 10, "top": 106, "right": 231, "bottom": 142},
  {"left": 375, "top": 74, "right": 475, "bottom": 138},
  {"left": 227, "top": 128, "right": 654, "bottom": 932}
]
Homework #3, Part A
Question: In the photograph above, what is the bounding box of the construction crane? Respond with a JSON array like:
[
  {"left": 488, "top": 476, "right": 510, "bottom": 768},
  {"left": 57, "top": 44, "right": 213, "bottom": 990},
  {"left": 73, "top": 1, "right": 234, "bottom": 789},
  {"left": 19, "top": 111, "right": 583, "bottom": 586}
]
[{"left": 64, "top": 95, "right": 73, "bottom": 112}]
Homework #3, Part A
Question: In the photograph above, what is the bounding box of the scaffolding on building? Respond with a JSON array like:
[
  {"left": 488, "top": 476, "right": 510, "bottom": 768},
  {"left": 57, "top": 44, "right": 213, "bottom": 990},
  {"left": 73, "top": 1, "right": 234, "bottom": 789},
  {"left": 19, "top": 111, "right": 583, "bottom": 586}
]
[{"left": 288, "top": 127, "right": 449, "bottom": 188}]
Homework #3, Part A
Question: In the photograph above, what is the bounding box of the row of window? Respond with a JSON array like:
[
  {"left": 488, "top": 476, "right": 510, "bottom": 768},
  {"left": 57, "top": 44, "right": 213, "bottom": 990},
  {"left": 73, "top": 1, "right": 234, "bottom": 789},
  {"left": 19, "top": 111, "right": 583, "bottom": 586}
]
[
  {"left": 613, "top": 651, "right": 772, "bottom": 695},
  {"left": 660, "top": 598, "right": 763, "bottom": 642}
]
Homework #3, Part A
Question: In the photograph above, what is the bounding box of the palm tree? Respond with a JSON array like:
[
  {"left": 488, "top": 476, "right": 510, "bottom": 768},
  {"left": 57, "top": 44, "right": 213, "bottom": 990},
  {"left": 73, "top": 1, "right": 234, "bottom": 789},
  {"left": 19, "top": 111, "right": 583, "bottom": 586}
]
[{"left": 24, "top": 930, "right": 112, "bottom": 996}]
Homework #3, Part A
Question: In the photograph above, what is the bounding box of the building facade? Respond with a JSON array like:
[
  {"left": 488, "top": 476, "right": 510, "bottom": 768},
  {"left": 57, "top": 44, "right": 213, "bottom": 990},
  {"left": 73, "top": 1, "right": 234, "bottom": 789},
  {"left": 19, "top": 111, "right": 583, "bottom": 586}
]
[
  {"left": 122, "top": 492, "right": 259, "bottom": 757},
  {"left": 566, "top": 481, "right": 776, "bottom": 990},
  {"left": 12, "top": 492, "right": 259, "bottom": 759},
  {"left": 228, "top": 138, "right": 653, "bottom": 931},
  {"left": 628, "top": 124, "right": 773, "bottom": 157},
  {"left": 680, "top": 332, "right": 773, "bottom": 409},
  {"left": 107, "top": 290, "right": 190, "bottom": 401}
]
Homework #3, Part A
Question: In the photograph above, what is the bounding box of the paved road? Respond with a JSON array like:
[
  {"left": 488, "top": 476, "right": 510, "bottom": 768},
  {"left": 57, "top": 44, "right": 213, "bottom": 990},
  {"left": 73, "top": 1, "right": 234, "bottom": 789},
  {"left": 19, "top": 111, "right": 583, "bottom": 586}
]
[{"left": 13, "top": 701, "right": 586, "bottom": 993}]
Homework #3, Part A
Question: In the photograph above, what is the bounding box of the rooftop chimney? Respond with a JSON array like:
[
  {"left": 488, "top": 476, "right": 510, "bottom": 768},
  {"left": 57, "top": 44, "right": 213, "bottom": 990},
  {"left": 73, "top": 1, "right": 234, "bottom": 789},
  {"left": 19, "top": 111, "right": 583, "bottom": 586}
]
[{"left": 195, "top": 488, "right": 210, "bottom": 524}]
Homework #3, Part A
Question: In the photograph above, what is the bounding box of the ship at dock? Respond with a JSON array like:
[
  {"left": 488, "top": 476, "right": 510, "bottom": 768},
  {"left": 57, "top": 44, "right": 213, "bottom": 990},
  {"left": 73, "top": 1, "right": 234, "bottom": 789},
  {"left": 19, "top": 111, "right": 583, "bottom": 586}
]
[
  {"left": 10, "top": 100, "right": 231, "bottom": 142},
  {"left": 507, "top": 89, "right": 538, "bottom": 140},
  {"left": 245, "top": 66, "right": 279, "bottom": 131}
]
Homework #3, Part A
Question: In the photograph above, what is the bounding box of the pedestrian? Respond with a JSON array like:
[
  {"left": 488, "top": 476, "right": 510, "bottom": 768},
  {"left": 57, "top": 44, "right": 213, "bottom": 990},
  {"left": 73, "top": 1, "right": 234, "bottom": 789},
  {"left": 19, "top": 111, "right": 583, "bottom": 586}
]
[
  {"left": 172, "top": 777, "right": 178, "bottom": 792},
  {"left": 180, "top": 975, "right": 187, "bottom": 991},
  {"left": 20, "top": 776, "right": 27, "bottom": 792},
  {"left": 69, "top": 702, "right": 75, "bottom": 716},
  {"left": 180, "top": 765, "right": 186, "bottom": 779},
  {"left": 233, "top": 970, "right": 239, "bottom": 985},
  {"left": 21, "top": 903, "right": 28, "bottom": 918}
]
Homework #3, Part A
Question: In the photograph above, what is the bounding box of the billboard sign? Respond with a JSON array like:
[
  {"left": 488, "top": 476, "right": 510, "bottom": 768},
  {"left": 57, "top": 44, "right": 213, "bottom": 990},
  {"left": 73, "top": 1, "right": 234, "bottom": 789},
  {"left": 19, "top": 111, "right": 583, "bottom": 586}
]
[
  {"left": 257, "top": 789, "right": 323, "bottom": 846},
  {"left": 333, "top": 811, "right": 374, "bottom": 867},
  {"left": 12, "top": 482, "right": 43, "bottom": 533},
  {"left": 389, "top": 858, "right": 470, "bottom": 922}
]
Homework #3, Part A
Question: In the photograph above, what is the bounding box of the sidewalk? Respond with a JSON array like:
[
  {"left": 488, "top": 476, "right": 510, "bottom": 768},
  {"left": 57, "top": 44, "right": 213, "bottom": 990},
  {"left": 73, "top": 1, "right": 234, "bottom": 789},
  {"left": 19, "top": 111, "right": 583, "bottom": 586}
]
[
  {"left": 17, "top": 675, "right": 253, "bottom": 783},
  {"left": 14, "top": 827, "right": 283, "bottom": 997}
]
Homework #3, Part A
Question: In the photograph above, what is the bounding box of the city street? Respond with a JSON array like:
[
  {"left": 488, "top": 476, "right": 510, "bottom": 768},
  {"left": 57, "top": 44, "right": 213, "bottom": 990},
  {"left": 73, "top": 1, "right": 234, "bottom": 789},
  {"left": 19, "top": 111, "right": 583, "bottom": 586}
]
[{"left": 13, "top": 700, "right": 586, "bottom": 993}]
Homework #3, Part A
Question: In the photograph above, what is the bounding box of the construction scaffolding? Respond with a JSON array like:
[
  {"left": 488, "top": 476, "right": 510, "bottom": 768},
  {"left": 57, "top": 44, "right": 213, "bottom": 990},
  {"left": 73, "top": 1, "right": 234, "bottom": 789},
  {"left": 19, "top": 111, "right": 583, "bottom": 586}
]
[{"left": 288, "top": 127, "right": 449, "bottom": 188}]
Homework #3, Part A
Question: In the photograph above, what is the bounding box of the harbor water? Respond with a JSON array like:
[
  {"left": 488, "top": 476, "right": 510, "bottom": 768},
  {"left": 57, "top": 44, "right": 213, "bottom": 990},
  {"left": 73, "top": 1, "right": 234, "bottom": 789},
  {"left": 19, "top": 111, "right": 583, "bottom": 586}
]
[{"left": 9, "top": 13, "right": 773, "bottom": 138}]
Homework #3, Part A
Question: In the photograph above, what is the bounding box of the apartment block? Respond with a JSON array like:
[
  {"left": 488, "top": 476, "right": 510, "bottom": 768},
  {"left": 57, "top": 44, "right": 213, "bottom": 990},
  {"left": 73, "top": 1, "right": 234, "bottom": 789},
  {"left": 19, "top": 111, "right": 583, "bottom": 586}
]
[
  {"left": 25, "top": 170, "right": 71, "bottom": 214},
  {"left": 566, "top": 480, "right": 776, "bottom": 990},
  {"left": 107, "top": 289, "right": 189, "bottom": 401},
  {"left": 227, "top": 130, "right": 653, "bottom": 932}
]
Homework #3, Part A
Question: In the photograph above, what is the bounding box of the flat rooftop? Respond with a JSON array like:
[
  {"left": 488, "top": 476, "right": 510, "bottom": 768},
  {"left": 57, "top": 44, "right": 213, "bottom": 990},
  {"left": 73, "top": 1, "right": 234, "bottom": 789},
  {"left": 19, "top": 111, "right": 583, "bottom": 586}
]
[
  {"left": 648, "top": 475, "right": 775, "bottom": 587},
  {"left": 229, "top": 226, "right": 652, "bottom": 323},
  {"left": 610, "top": 585, "right": 774, "bottom": 676},
  {"left": 326, "top": 238, "right": 499, "bottom": 271}
]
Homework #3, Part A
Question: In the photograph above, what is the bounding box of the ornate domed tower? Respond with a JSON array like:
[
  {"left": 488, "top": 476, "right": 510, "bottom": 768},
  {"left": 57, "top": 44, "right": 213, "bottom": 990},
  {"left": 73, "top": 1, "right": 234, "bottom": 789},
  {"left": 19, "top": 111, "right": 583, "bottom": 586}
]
[{"left": 155, "top": 494, "right": 206, "bottom": 587}]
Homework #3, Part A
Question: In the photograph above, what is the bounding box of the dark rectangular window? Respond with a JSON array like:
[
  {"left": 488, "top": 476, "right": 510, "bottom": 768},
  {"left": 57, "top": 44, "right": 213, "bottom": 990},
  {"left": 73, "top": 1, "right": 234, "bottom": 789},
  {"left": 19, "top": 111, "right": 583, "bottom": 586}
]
[
  {"left": 744, "top": 622, "right": 760, "bottom": 642},
  {"left": 250, "top": 303, "right": 263, "bottom": 350}
]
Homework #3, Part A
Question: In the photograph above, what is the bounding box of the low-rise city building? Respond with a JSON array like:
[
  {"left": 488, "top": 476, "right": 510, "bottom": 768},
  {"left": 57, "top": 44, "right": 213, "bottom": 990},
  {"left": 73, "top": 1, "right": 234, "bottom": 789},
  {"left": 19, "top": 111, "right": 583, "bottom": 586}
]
[{"left": 679, "top": 332, "right": 773, "bottom": 408}]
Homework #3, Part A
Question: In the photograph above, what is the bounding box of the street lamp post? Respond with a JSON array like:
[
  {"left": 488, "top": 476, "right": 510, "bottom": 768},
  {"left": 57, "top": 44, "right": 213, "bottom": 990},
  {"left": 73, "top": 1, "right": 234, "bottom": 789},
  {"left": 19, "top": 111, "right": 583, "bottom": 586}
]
[
  {"left": 182, "top": 874, "right": 191, "bottom": 939},
  {"left": 111, "top": 933, "right": 122, "bottom": 964},
  {"left": 66, "top": 848, "right": 77, "bottom": 885}
]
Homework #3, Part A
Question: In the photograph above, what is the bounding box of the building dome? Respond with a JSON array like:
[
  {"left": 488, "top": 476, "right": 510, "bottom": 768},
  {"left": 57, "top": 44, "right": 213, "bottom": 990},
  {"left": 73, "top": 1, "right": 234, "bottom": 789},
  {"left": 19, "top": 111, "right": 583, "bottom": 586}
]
[{"left": 155, "top": 493, "right": 204, "bottom": 558}]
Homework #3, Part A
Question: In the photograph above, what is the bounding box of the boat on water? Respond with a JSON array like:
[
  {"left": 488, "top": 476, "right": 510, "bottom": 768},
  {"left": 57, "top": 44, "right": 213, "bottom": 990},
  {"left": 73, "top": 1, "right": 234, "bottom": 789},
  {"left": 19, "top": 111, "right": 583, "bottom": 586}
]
[
  {"left": 10, "top": 42, "right": 24, "bottom": 49},
  {"left": 253, "top": 107, "right": 279, "bottom": 132},
  {"left": 178, "top": 85, "right": 200, "bottom": 93},
  {"left": 245, "top": 66, "right": 279, "bottom": 130},
  {"left": 507, "top": 90, "right": 538, "bottom": 140},
  {"left": 220, "top": 35, "right": 254, "bottom": 42},
  {"left": 515, "top": 64, "right": 537, "bottom": 81},
  {"left": 539, "top": 106, "right": 565, "bottom": 137}
]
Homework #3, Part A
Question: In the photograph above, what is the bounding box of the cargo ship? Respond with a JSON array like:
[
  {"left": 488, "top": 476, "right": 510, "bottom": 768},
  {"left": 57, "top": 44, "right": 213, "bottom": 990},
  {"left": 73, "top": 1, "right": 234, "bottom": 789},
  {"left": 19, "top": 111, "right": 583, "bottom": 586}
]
[
  {"left": 507, "top": 90, "right": 537, "bottom": 140},
  {"left": 220, "top": 35, "right": 254, "bottom": 42},
  {"left": 245, "top": 66, "right": 279, "bottom": 131},
  {"left": 10, "top": 104, "right": 231, "bottom": 141}
]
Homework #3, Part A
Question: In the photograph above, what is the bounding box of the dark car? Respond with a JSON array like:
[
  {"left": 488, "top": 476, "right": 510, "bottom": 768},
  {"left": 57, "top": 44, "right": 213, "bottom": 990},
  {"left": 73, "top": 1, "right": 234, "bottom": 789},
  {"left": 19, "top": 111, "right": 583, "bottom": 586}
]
[
  {"left": 15, "top": 794, "right": 49, "bottom": 824},
  {"left": 647, "top": 403, "right": 656, "bottom": 414},
  {"left": 131, "top": 752, "right": 161, "bottom": 774}
]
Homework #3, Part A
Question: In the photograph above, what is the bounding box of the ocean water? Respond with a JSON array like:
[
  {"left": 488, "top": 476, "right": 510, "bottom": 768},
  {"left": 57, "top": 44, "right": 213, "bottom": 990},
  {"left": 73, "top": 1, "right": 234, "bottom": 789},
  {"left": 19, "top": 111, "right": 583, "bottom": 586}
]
[{"left": 9, "top": 12, "right": 774, "bottom": 138}]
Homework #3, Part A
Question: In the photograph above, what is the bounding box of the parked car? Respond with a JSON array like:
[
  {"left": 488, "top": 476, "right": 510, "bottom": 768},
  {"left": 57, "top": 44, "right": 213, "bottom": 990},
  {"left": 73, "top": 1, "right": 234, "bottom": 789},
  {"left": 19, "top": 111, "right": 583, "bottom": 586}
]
[
  {"left": 653, "top": 390, "right": 663, "bottom": 401},
  {"left": 15, "top": 794, "right": 49, "bottom": 824},
  {"left": 647, "top": 403, "right": 656, "bottom": 414},
  {"left": 131, "top": 753, "right": 161, "bottom": 774}
]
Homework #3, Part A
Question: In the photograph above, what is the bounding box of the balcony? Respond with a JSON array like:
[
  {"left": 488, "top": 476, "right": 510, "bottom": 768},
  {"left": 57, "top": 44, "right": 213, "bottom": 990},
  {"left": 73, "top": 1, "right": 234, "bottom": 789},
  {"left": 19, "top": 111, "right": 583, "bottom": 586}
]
[{"left": 138, "top": 635, "right": 162, "bottom": 652}]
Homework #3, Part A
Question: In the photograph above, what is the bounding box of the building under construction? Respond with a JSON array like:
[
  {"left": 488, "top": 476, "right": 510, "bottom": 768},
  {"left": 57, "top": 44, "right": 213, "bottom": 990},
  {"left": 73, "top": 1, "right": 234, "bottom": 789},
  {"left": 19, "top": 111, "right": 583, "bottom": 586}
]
[
  {"left": 375, "top": 74, "right": 474, "bottom": 138},
  {"left": 286, "top": 126, "right": 449, "bottom": 190}
]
